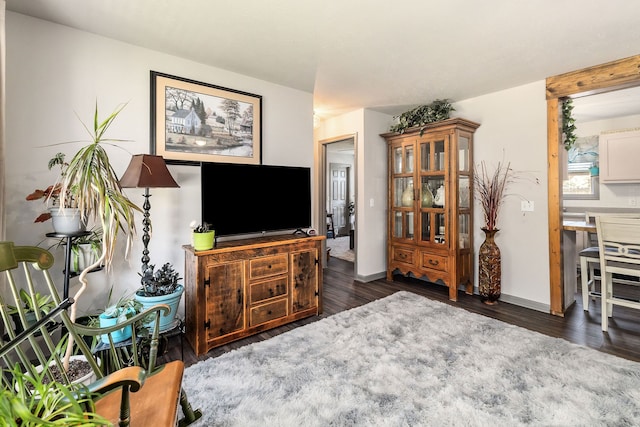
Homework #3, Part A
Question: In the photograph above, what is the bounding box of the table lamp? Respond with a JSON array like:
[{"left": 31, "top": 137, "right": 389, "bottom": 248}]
[{"left": 119, "top": 154, "right": 180, "bottom": 273}]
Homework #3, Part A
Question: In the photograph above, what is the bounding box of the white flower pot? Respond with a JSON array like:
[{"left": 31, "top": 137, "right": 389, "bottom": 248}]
[{"left": 49, "top": 207, "right": 86, "bottom": 234}]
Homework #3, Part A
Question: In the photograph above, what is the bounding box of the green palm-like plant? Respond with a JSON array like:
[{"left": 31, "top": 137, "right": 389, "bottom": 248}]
[
  {"left": 1, "top": 363, "right": 109, "bottom": 426},
  {"left": 58, "top": 102, "right": 142, "bottom": 369}
]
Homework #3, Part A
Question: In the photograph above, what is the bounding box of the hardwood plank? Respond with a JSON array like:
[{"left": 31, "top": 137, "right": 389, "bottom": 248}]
[{"left": 161, "top": 258, "right": 640, "bottom": 367}]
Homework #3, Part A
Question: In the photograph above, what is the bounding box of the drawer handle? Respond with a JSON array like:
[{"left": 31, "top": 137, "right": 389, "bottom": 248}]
[
  {"left": 428, "top": 259, "right": 439, "bottom": 266},
  {"left": 399, "top": 253, "right": 407, "bottom": 259},
  {"left": 269, "top": 288, "right": 274, "bottom": 296},
  {"left": 237, "top": 289, "right": 242, "bottom": 304},
  {"left": 268, "top": 264, "right": 272, "bottom": 269},
  {"left": 267, "top": 310, "right": 272, "bottom": 315}
]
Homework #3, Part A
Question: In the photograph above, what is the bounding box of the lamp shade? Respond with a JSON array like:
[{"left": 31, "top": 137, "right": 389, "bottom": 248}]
[{"left": 119, "top": 154, "right": 179, "bottom": 188}]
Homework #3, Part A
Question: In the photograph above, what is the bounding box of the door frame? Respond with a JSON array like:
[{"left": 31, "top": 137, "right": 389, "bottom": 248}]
[
  {"left": 320, "top": 134, "right": 357, "bottom": 266},
  {"left": 546, "top": 54, "right": 640, "bottom": 315}
]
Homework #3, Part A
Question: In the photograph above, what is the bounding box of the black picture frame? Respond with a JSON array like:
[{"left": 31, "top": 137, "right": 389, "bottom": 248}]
[{"left": 150, "top": 71, "right": 262, "bottom": 165}]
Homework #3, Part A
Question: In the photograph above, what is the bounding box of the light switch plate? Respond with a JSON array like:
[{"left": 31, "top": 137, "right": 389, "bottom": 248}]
[{"left": 521, "top": 200, "right": 534, "bottom": 212}]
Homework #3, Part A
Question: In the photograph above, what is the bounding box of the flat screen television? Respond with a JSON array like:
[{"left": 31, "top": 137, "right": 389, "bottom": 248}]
[{"left": 201, "top": 162, "right": 312, "bottom": 237}]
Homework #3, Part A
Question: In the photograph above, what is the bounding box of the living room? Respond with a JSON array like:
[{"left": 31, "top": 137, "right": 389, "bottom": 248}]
[{"left": 3, "top": 2, "right": 640, "bottom": 424}]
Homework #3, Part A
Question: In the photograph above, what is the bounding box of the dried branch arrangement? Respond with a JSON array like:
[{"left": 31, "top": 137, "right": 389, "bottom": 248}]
[{"left": 473, "top": 160, "right": 514, "bottom": 231}]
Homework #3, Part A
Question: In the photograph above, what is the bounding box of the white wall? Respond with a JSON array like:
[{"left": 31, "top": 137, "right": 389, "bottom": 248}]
[
  {"left": 5, "top": 12, "right": 315, "bottom": 316},
  {"left": 455, "top": 81, "right": 550, "bottom": 308},
  {"left": 315, "top": 108, "right": 391, "bottom": 281},
  {"left": 318, "top": 82, "right": 551, "bottom": 308}
]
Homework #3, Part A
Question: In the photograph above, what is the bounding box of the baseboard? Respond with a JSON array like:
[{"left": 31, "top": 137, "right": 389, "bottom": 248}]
[
  {"left": 356, "top": 271, "right": 387, "bottom": 283},
  {"left": 492, "top": 292, "right": 550, "bottom": 313}
]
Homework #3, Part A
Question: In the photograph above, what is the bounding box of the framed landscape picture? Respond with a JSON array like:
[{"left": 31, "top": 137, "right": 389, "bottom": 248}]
[{"left": 151, "top": 71, "right": 262, "bottom": 165}]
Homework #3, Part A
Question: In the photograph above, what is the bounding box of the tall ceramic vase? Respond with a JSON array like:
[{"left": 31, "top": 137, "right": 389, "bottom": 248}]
[{"left": 479, "top": 228, "right": 501, "bottom": 305}]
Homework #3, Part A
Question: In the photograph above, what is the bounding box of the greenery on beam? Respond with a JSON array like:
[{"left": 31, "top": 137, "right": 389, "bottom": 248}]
[{"left": 562, "top": 98, "right": 577, "bottom": 151}]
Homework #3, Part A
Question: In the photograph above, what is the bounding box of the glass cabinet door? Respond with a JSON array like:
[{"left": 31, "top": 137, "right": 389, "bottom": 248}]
[
  {"left": 417, "top": 137, "right": 447, "bottom": 246},
  {"left": 457, "top": 135, "right": 472, "bottom": 250},
  {"left": 391, "top": 142, "right": 416, "bottom": 241}
]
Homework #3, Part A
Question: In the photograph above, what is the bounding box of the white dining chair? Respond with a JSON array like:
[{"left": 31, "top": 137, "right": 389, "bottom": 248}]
[
  {"left": 579, "top": 212, "right": 640, "bottom": 311},
  {"left": 596, "top": 215, "right": 640, "bottom": 332}
]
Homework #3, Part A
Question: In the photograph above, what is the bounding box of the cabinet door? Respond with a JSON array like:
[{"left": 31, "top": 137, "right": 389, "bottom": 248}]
[
  {"left": 206, "top": 261, "right": 245, "bottom": 339},
  {"left": 457, "top": 134, "right": 472, "bottom": 250},
  {"left": 417, "top": 135, "right": 449, "bottom": 247},
  {"left": 390, "top": 141, "right": 416, "bottom": 241},
  {"left": 600, "top": 129, "right": 640, "bottom": 183},
  {"left": 291, "top": 249, "right": 318, "bottom": 313}
]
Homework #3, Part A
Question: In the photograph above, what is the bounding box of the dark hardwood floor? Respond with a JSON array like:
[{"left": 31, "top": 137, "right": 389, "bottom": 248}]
[{"left": 161, "top": 257, "right": 640, "bottom": 367}]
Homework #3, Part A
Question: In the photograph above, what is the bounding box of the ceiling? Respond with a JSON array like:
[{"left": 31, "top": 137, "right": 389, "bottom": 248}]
[{"left": 7, "top": 1, "right": 640, "bottom": 121}]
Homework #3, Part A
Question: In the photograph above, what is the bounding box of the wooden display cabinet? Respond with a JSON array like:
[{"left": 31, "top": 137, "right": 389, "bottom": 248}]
[
  {"left": 381, "top": 118, "right": 480, "bottom": 301},
  {"left": 183, "top": 234, "right": 324, "bottom": 356}
]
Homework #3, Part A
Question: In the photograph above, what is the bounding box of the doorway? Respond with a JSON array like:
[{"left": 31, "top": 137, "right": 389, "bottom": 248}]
[
  {"left": 321, "top": 135, "right": 356, "bottom": 267},
  {"left": 546, "top": 54, "right": 640, "bottom": 315}
]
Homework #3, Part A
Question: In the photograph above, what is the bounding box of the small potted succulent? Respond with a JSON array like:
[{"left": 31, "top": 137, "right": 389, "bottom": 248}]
[
  {"left": 134, "top": 262, "right": 184, "bottom": 331},
  {"left": 97, "top": 295, "right": 142, "bottom": 344},
  {"left": 190, "top": 221, "right": 215, "bottom": 251}
]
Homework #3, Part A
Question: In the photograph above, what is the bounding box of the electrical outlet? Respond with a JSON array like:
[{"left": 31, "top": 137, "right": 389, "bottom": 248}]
[
  {"left": 629, "top": 198, "right": 637, "bottom": 207},
  {"left": 521, "top": 200, "right": 534, "bottom": 212}
]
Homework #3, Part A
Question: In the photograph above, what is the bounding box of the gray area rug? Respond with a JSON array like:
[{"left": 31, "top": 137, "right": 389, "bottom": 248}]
[{"left": 182, "top": 291, "right": 640, "bottom": 426}]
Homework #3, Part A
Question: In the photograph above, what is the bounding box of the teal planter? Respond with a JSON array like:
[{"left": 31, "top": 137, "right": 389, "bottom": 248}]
[
  {"left": 135, "top": 285, "right": 184, "bottom": 332},
  {"left": 98, "top": 310, "right": 133, "bottom": 344}
]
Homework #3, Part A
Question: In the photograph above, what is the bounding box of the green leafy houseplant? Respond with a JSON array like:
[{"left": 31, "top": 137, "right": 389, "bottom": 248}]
[
  {"left": 0, "top": 363, "right": 109, "bottom": 427},
  {"left": 7, "top": 290, "right": 56, "bottom": 333},
  {"left": 7, "top": 289, "right": 56, "bottom": 315},
  {"left": 25, "top": 153, "right": 78, "bottom": 223},
  {"left": 389, "top": 99, "right": 455, "bottom": 135},
  {"left": 56, "top": 101, "right": 142, "bottom": 370}
]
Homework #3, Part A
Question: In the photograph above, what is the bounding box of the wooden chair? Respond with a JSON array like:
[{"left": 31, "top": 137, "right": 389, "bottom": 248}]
[
  {"left": 579, "top": 212, "right": 640, "bottom": 311},
  {"left": 595, "top": 216, "right": 640, "bottom": 331},
  {"left": 0, "top": 242, "right": 202, "bottom": 426}
]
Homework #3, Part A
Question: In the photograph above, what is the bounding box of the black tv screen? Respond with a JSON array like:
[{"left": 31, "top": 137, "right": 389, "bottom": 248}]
[{"left": 201, "top": 162, "right": 312, "bottom": 237}]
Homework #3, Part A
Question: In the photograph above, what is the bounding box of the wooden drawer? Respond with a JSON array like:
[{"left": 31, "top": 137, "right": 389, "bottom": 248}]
[
  {"left": 250, "top": 298, "right": 288, "bottom": 326},
  {"left": 420, "top": 252, "right": 448, "bottom": 272},
  {"left": 392, "top": 246, "right": 415, "bottom": 265},
  {"left": 250, "top": 277, "right": 288, "bottom": 304},
  {"left": 249, "top": 254, "right": 288, "bottom": 280}
]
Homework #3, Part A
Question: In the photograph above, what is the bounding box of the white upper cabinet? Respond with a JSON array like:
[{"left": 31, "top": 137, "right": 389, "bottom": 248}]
[{"left": 600, "top": 129, "right": 640, "bottom": 183}]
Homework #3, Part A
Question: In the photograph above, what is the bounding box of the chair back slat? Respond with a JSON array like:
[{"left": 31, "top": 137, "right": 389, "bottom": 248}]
[
  {"left": 0, "top": 241, "right": 102, "bottom": 388},
  {"left": 597, "top": 216, "right": 640, "bottom": 272}
]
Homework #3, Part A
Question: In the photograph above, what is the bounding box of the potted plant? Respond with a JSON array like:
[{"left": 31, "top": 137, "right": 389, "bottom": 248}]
[
  {"left": 96, "top": 295, "right": 142, "bottom": 344},
  {"left": 1, "top": 363, "right": 109, "bottom": 426},
  {"left": 7, "top": 290, "right": 56, "bottom": 333},
  {"left": 135, "top": 262, "right": 184, "bottom": 331},
  {"left": 56, "top": 101, "right": 141, "bottom": 370},
  {"left": 49, "top": 226, "right": 103, "bottom": 274},
  {"left": 190, "top": 221, "right": 215, "bottom": 251},
  {"left": 26, "top": 152, "right": 85, "bottom": 234}
]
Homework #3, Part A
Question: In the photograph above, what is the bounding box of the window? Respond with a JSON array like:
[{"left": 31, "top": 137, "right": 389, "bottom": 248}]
[
  {"left": 563, "top": 135, "right": 599, "bottom": 200},
  {"left": 563, "top": 162, "right": 599, "bottom": 199}
]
